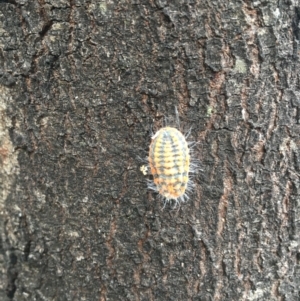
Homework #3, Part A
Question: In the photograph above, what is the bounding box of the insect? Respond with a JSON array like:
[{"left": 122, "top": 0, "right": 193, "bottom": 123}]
[{"left": 147, "top": 113, "right": 196, "bottom": 207}]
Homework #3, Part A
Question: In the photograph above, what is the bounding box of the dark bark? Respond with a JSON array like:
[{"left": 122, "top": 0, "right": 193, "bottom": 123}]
[{"left": 0, "top": 0, "right": 299, "bottom": 300}]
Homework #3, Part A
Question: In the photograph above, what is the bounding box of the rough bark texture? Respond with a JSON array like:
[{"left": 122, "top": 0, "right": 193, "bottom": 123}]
[{"left": 0, "top": 0, "right": 300, "bottom": 300}]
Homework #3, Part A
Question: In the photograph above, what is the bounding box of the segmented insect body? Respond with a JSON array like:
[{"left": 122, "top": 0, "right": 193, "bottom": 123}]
[{"left": 148, "top": 127, "right": 190, "bottom": 203}]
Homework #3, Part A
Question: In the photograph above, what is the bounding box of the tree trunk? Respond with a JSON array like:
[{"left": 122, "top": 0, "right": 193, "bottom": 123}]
[{"left": 1, "top": 1, "right": 299, "bottom": 300}]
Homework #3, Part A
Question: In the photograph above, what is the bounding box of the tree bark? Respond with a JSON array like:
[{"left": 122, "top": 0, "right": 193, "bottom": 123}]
[{"left": 0, "top": 0, "right": 299, "bottom": 300}]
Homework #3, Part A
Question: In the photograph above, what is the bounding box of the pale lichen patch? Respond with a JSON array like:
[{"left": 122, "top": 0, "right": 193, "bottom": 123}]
[
  {"left": 0, "top": 86, "right": 19, "bottom": 210},
  {"left": 233, "top": 57, "right": 247, "bottom": 73}
]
